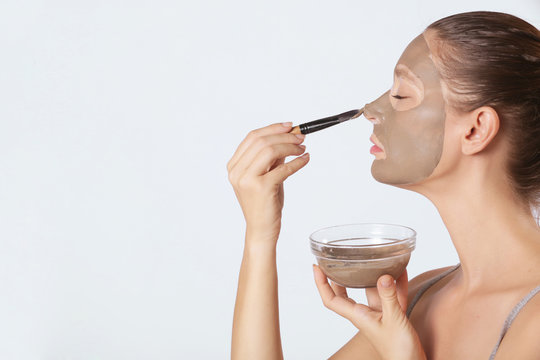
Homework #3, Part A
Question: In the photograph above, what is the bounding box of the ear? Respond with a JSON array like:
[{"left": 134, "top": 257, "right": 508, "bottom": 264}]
[{"left": 462, "top": 106, "right": 500, "bottom": 155}]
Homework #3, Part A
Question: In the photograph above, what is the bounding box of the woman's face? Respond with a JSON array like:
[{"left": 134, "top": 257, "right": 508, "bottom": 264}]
[{"left": 364, "top": 34, "right": 446, "bottom": 185}]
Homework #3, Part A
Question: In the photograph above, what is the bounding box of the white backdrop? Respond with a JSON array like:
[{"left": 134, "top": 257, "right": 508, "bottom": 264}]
[{"left": 1, "top": 1, "right": 538, "bottom": 359}]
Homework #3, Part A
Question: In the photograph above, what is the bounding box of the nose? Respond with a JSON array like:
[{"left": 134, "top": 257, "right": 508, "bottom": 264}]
[
  {"left": 363, "top": 90, "right": 389, "bottom": 124},
  {"left": 363, "top": 102, "right": 381, "bottom": 124}
]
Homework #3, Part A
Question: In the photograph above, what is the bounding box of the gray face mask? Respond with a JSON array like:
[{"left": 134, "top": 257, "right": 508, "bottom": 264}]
[{"left": 364, "top": 35, "right": 446, "bottom": 185}]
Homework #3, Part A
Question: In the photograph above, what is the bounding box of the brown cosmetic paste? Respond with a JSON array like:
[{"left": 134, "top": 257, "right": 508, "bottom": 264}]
[
  {"left": 316, "top": 241, "right": 412, "bottom": 288},
  {"left": 318, "top": 254, "right": 410, "bottom": 288},
  {"left": 364, "top": 35, "right": 446, "bottom": 185}
]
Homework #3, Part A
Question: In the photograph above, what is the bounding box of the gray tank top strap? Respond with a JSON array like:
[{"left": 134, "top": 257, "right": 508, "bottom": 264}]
[
  {"left": 488, "top": 284, "right": 540, "bottom": 360},
  {"left": 406, "top": 263, "right": 461, "bottom": 318}
]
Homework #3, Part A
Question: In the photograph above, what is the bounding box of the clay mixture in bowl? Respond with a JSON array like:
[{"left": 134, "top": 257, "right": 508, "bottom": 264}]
[{"left": 310, "top": 223, "right": 416, "bottom": 288}]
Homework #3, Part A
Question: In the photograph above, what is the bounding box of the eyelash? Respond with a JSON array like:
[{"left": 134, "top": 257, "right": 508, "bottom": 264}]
[{"left": 391, "top": 94, "right": 407, "bottom": 100}]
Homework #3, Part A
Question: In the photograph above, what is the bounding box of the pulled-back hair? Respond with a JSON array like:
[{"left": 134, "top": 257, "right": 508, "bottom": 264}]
[{"left": 426, "top": 11, "right": 540, "bottom": 210}]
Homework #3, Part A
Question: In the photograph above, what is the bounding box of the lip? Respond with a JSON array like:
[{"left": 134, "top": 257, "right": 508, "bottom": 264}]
[
  {"left": 370, "top": 134, "right": 386, "bottom": 158},
  {"left": 370, "top": 134, "right": 385, "bottom": 152}
]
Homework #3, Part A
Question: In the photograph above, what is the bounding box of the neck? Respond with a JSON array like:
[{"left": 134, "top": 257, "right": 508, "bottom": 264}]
[{"left": 410, "top": 157, "right": 540, "bottom": 292}]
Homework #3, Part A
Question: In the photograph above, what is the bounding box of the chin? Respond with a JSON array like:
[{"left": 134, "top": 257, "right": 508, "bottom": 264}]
[{"left": 370, "top": 161, "right": 426, "bottom": 187}]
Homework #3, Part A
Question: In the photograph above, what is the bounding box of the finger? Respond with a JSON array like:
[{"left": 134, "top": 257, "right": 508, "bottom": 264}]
[
  {"left": 377, "top": 275, "right": 403, "bottom": 322},
  {"left": 313, "top": 265, "right": 355, "bottom": 319},
  {"left": 330, "top": 281, "right": 350, "bottom": 300},
  {"left": 265, "top": 153, "right": 310, "bottom": 184},
  {"left": 365, "top": 287, "right": 382, "bottom": 312},
  {"left": 245, "top": 142, "right": 306, "bottom": 177},
  {"left": 396, "top": 269, "right": 409, "bottom": 312},
  {"left": 351, "top": 303, "right": 381, "bottom": 334},
  {"left": 227, "top": 123, "right": 294, "bottom": 171},
  {"left": 268, "top": 156, "right": 284, "bottom": 172},
  {"left": 267, "top": 137, "right": 291, "bottom": 172},
  {"left": 232, "top": 133, "right": 305, "bottom": 174}
]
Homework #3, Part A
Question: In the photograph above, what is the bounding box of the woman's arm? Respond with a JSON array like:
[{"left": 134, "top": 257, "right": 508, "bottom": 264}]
[
  {"left": 228, "top": 122, "right": 309, "bottom": 360},
  {"left": 329, "top": 332, "right": 381, "bottom": 360},
  {"left": 232, "top": 236, "right": 282, "bottom": 360}
]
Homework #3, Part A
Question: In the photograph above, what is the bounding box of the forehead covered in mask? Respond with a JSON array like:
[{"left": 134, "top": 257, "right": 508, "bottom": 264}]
[{"left": 365, "top": 35, "right": 446, "bottom": 185}]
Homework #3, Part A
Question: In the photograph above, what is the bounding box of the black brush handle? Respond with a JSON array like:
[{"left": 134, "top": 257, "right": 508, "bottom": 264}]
[{"left": 299, "top": 109, "right": 361, "bottom": 134}]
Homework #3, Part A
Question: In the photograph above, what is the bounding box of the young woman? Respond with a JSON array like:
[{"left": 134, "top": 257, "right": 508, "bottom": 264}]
[{"left": 227, "top": 11, "right": 540, "bottom": 360}]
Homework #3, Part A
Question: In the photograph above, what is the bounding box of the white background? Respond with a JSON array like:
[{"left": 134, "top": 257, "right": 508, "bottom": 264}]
[{"left": 1, "top": 1, "right": 538, "bottom": 359}]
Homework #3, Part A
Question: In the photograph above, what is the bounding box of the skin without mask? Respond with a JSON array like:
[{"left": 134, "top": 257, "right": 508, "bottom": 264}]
[{"left": 364, "top": 35, "right": 446, "bottom": 185}]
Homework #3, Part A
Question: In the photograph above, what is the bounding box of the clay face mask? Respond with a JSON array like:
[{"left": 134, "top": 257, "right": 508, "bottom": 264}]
[{"left": 364, "top": 35, "right": 446, "bottom": 185}]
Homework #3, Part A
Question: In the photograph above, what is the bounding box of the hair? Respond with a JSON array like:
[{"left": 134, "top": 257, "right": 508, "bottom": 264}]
[{"left": 425, "top": 11, "right": 540, "bottom": 211}]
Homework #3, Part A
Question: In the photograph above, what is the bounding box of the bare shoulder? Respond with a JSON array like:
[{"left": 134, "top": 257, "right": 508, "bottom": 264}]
[
  {"left": 407, "top": 265, "right": 457, "bottom": 305},
  {"left": 492, "top": 288, "right": 540, "bottom": 359}
]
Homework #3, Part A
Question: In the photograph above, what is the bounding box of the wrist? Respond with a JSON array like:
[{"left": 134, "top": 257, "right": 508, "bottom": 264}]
[
  {"left": 245, "top": 226, "right": 280, "bottom": 246},
  {"left": 244, "top": 237, "right": 277, "bottom": 257}
]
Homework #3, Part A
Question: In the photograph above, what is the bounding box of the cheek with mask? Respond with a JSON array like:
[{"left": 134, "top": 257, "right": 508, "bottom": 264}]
[{"left": 364, "top": 35, "right": 446, "bottom": 185}]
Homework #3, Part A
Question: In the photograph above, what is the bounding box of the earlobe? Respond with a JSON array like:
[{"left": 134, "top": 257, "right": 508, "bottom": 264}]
[{"left": 462, "top": 107, "right": 500, "bottom": 155}]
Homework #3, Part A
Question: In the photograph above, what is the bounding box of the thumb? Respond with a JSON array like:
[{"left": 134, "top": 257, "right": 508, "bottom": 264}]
[{"left": 378, "top": 275, "right": 403, "bottom": 322}]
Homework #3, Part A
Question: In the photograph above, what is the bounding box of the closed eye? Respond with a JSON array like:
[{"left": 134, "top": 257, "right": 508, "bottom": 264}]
[{"left": 391, "top": 94, "right": 408, "bottom": 100}]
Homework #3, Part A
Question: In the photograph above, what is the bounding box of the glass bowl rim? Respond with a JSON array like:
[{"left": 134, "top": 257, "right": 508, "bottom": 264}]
[{"left": 309, "top": 222, "right": 416, "bottom": 249}]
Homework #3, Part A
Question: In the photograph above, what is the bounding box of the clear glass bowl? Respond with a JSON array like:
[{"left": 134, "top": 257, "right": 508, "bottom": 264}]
[{"left": 310, "top": 223, "right": 416, "bottom": 288}]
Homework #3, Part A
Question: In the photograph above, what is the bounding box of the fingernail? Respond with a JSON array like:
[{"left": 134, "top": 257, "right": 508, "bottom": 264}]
[
  {"left": 299, "top": 145, "right": 306, "bottom": 150},
  {"left": 381, "top": 277, "right": 392, "bottom": 288},
  {"left": 301, "top": 153, "right": 310, "bottom": 158},
  {"left": 282, "top": 122, "right": 292, "bottom": 127},
  {"left": 295, "top": 134, "right": 305, "bottom": 140}
]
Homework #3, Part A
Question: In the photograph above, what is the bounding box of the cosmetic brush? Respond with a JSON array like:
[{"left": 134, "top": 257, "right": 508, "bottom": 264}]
[{"left": 289, "top": 108, "right": 364, "bottom": 135}]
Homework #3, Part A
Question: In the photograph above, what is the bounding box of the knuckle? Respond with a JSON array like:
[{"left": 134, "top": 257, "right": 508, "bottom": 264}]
[
  {"left": 323, "top": 300, "right": 333, "bottom": 310},
  {"left": 282, "top": 162, "right": 293, "bottom": 174},
  {"left": 247, "top": 129, "right": 258, "bottom": 140},
  {"left": 254, "top": 136, "right": 268, "bottom": 148},
  {"left": 227, "top": 171, "right": 236, "bottom": 184},
  {"left": 263, "top": 145, "right": 277, "bottom": 158}
]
